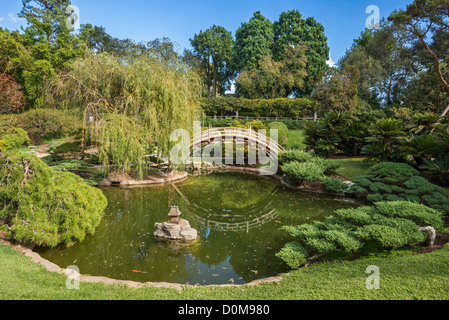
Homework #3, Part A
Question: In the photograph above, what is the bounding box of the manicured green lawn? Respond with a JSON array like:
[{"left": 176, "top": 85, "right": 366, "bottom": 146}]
[
  {"left": 330, "top": 158, "right": 372, "bottom": 180},
  {"left": 1, "top": 242, "right": 448, "bottom": 300},
  {"left": 286, "top": 130, "right": 306, "bottom": 150}
]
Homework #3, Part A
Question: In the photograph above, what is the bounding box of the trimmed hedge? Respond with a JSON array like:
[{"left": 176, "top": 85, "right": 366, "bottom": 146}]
[
  {"left": 268, "top": 122, "right": 289, "bottom": 145},
  {"left": 200, "top": 96, "right": 319, "bottom": 118}
]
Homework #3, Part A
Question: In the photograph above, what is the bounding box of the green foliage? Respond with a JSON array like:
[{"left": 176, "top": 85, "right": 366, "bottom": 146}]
[
  {"left": 278, "top": 201, "right": 443, "bottom": 268},
  {"left": 232, "top": 11, "right": 274, "bottom": 73},
  {"left": 282, "top": 161, "right": 324, "bottom": 182},
  {"left": 349, "top": 162, "right": 449, "bottom": 214},
  {"left": 280, "top": 150, "right": 342, "bottom": 187},
  {"left": 272, "top": 10, "right": 330, "bottom": 96},
  {"left": 19, "top": 109, "right": 81, "bottom": 144},
  {"left": 200, "top": 96, "right": 319, "bottom": 118},
  {"left": 51, "top": 141, "right": 83, "bottom": 154},
  {"left": 279, "top": 149, "right": 314, "bottom": 165},
  {"left": 0, "top": 128, "right": 31, "bottom": 151},
  {"left": 189, "top": 25, "right": 233, "bottom": 97},
  {"left": 268, "top": 122, "right": 289, "bottom": 144},
  {"left": 303, "top": 111, "right": 354, "bottom": 157},
  {"left": 321, "top": 177, "right": 349, "bottom": 193},
  {"left": 421, "top": 154, "right": 449, "bottom": 185},
  {"left": 44, "top": 52, "right": 203, "bottom": 177},
  {"left": 313, "top": 66, "right": 360, "bottom": 113},
  {"left": 0, "top": 74, "right": 26, "bottom": 114},
  {"left": 236, "top": 45, "right": 308, "bottom": 99},
  {"left": 0, "top": 151, "right": 107, "bottom": 247},
  {"left": 95, "top": 113, "right": 148, "bottom": 180},
  {"left": 275, "top": 241, "right": 308, "bottom": 269}
]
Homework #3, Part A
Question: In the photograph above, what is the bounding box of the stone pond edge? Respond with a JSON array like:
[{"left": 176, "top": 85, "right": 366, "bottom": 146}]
[{"left": 1, "top": 235, "right": 286, "bottom": 290}]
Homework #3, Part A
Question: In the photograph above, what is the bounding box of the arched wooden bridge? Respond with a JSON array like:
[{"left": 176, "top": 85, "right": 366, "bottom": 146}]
[{"left": 191, "top": 127, "right": 286, "bottom": 160}]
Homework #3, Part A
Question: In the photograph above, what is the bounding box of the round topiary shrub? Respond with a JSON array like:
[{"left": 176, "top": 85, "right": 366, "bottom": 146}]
[
  {"left": 268, "top": 121, "right": 289, "bottom": 144},
  {"left": 0, "top": 150, "right": 107, "bottom": 247}
]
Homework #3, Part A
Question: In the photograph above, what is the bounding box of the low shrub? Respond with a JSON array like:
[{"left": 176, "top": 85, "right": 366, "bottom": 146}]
[
  {"left": 348, "top": 162, "right": 449, "bottom": 214},
  {"left": 276, "top": 201, "right": 443, "bottom": 268},
  {"left": 282, "top": 161, "right": 324, "bottom": 182},
  {"left": 18, "top": 108, "right": 82, "bottom": 144},
  {"left": 321, "top": 177, "right": 349, "bottom": 193},
  {"left": 51, "top": 141, "right": 83, "bottom": 154},
  {"left": 268, "top": 122, "right": 289, "bottom": 144},
  {"left": 279, "top": 150, "right": 314, "bottom": 165},
  {"left": 0, "top": 128, "right": 30, "bottom": 150}
]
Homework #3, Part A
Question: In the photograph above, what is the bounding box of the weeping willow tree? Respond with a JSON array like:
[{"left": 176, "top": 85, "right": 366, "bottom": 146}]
[{"left": 44, "top": 53, "right": 203, "bottom": 178}]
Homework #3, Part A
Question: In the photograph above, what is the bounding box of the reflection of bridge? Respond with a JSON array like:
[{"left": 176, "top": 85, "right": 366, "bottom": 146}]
[
  {"left": 189, "top": 209, "right": 278, "bottom": 233},
  {"left": 191, "top": 127, "right": 286, "bottom": 161},
  {"left": 170, "top": 183, "right": 279, "bottom": 233}
]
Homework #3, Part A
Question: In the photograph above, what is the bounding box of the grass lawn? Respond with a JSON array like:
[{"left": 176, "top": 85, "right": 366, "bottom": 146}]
[
  {"left": 286, "top": 130, "right": 306, "bottom": 150},
  {"left": 330, "top": 158, "right": 372, "bottom": 181},
  {"left": 1, "top": 241, "right": 448, "bottom": 300}
]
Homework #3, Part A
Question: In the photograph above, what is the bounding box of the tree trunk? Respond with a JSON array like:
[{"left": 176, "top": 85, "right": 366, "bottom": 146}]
[
  {"left": 212, "top": 61, "right": 218, "bottom": 98},
  {"left": 418, "top": 35, "right": 449, "bottom": 94},
  {"left": 353, "top": 140, "right": 359, "bottom": 157}
]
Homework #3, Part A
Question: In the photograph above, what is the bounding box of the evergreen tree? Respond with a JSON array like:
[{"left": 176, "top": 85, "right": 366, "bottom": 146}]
[
  {"left": 232, "top": 11, "right": 274, "bottom": 73},
  {"left": 273, "top": 10, "right": 329, "bottom": 96}
]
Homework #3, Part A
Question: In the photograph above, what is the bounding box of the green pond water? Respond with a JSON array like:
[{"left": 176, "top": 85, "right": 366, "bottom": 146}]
[{"left": 36, "top": 172, "right": 359, "bottom": 285}]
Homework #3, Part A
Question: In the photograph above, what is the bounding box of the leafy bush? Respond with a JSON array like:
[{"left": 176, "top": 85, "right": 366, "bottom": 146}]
[
  {"left": 18, "top": 108, "right": 82, "bottom": 144},
  {"left": 279, "top": 150, "right": 314, "bottom": 165},
  {"left": 321, "top": 177, "right": 349, "bottom": 193},
  {"left": 51, "top": 141, "right": 83, "bottom": 154},
  {"left": 200, "top": 96, "right": 319, "bottom": 118},
  {"left": 0, "top": 128, "right": 30, "bottom": 150},
  {"left": 280, "top": 150, "right": 343, "bottom": 190},
  {"left": 277, "top": 201, "right": 443, "bottom": 268},
  {"left": 268, "top": 122, "right": 289, "bottom": 144},
  {"left": 348, "top": 162, "right": 449, "bottom": 214},
  {"left": 0, "top": 151, "right": 107, "bottom": 247},
  {"left": 282, "top": 161, "right": 324, "bottom": 182}
]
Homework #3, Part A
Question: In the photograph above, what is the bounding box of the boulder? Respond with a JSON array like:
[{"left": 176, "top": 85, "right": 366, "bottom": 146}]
[{"left": 154, "top": 219, "right": 198, "bottom": 241}]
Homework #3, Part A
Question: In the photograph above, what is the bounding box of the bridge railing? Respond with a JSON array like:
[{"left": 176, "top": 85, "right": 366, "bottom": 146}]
[{"left": 192, "top": 127, "right": 286, "bottom": 153}]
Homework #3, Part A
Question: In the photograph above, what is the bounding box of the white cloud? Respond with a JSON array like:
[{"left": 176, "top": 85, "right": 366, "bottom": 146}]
[
  {"left": 326, "top": 55, "right": 336, "bottom": 68},
  {"left": 0, "top": 17, "right": 5, "bottom": 22},
  {"left": 8, "top": 13, "right": 19, "bottom": 23}
]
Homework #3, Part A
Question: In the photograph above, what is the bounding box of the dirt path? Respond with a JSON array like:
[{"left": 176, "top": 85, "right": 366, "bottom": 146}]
[{"left": 28, "top": 144, "right": 51, "bottom": 158}]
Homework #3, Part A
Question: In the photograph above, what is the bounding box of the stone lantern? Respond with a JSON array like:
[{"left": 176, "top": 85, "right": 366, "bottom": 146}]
[{"left": 168, "top": 206, "right": 182, "bottom": 224}]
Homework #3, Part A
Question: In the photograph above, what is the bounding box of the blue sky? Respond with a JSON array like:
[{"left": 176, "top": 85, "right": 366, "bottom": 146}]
[{"left": 0, "top": 0, "right": 412, "bottom": 64}]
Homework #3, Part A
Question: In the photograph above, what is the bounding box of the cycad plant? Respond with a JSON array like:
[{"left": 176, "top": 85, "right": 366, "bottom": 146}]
[
  {"left": 407, "top": 112, "right": 442, "bottom": 135},
  {"left": 421, "top": 154, "right": 449, "bottom": 185},
  {"left": 401, "top": 134, "right": 443, "bottom": 166},
  {"left": 304, "top": 111, "right": 353, "bottom": 157},
  {"left": 369, "top": 118, "right": 405, "bottom": 154},
  {"left": 346, "top": 121, "right": 368, "bottom": 156}
]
